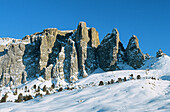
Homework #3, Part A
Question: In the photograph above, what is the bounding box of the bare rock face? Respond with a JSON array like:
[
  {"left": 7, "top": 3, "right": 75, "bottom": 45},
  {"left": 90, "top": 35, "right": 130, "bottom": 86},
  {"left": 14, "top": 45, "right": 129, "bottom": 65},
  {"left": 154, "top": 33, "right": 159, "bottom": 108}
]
[
  {"left": 88, "top": 28, "right": 100, "bottom": 48},
  {"left": 64, "top": 38, "right": 78, "bottom": 82},
  {"left": 0, "top": 21, "right": 155, "bottom": 87},
  {"left": 97, "top": 28, "right": 125, "bottom": 71},
  {"left": 52, "top": 47, "right": 65, "bottom": 84},
  {"left": 126, "top": 35, "right": 145, "bottom": 69},
  {"left": 39, "top": 28, "right": 58, "bottom": 72},
  {"left": 0, "top": 43, "right": 26, "bottom": 86},
  {"left": 76, "top": 22, "right": 99, "bottom": 77},
  {"left": 44, "top": 64, "right": 53, "bottom": 80},
  {"left": 156, "top": 49, "right": 166, "bottom": 58},
  {"left": 22, "top": 71, "right": 27, "bottom": 83}
]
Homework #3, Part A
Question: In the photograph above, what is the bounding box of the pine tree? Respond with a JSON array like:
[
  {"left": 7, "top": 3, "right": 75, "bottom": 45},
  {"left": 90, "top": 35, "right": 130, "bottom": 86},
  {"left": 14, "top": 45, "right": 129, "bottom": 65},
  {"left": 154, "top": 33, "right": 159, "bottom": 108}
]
[
  {"left": 25, "top": 86, "right": 27, "bottom": 90},
  {"left": 43, "top": 85, "right": 47, "bottom": 92},
  {"left": 1, "top": 93, "right": 8, "bottom": 102},
  {"left": 124, "top": 77, "right": 127, "bottom": 81},
  {"left": 58, "top": 87, "right": 63, "bottom": 92},
  {"left": 137, "top": 75, "right": 141, "bottom": 79},
  {"left": 118, "top": 78, "right": 122, "bottom": 83},
  {"left": 51, "top": 83, "right": 55, "bottom": 89},
  {"left": 17, "top": 93, "right": 23, "bottom": 102},
  {"left": 46, "top": 90, "right": 50, "bottom": 95},
  {"left": 33, "top": 85, "right": 36, "bottom": 89},
  {"left": 13, "top": 88, "right": 18, "bottom": 95},
  {"left": 99, "top": 81, "right": 104, "bottom": 86},
  {"left": 37, "top": 86, "right": 40, "bottom": 92},
  {"left": 111, "top": 79, "right": 114, "bottom": 84}
]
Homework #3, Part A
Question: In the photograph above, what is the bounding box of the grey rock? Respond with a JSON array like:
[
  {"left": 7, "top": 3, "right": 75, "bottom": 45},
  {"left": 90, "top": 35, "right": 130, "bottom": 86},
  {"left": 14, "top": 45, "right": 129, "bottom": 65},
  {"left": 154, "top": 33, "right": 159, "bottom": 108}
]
[
  {"left": 0, "top": 43, "right": 26, "bottom": 86},
  {"left": 156, "top": 49, "right": 166, "bottom": 58},
  {"left": 44, "top": 64, "right": 53, "bottom": 80},
  {"left": 22, "top": 71, "right": 27, "bottom": 83},
  {"left": 76, "top": 22, "right": 99, "bottom": 77},
  {"left": 64, "top": 38, "right": 78, "bottom": 82},
  {"left": 39, "top": 28, "right": 58, "bottom": 72},
  {"left": 0, "top": 22, "right": 158, "bottom": 87},
  {"left": 126, "top": 35, "right": 145, "bottom": 69},
  {"left": 52, "top": 47, "right": 65, "bottom": 81},
  {"left": 97, "top": 28, "right": 125, "bottom": 71}
]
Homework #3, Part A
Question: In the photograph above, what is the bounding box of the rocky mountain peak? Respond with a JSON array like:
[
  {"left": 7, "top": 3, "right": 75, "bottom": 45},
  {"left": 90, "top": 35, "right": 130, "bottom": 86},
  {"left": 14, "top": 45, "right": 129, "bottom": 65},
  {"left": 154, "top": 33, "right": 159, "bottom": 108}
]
[
  {"left": 78, "top": 22, "right": 87, "bottom": 28},
  {"left": 97, "top": 28, "right": 123, "bottom": 71},
  {"left": 126, "top": 35, "right": 145, "bottom": 69},
  {"left": 112, "top": 28, "right": 119, "bottom": 36},
  {"left": 127, "top": 35, "right": 139, "bottom": 49},
  {"left": 0, "top": 22, "right": 166, "bottom": 87},
  {"left": 156, "top": 49, "right": 166, "bottom": 58}
]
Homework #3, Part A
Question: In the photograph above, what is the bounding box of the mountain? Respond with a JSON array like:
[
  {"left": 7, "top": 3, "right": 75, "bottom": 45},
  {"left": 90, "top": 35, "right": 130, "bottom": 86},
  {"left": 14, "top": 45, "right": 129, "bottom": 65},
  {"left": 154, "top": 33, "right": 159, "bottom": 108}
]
[
  {"left": 0, "top": 55, "right": 170, "bottom": 111},
  {"left": 0, "top": 22, "right": 169, "bottom": 111},
  {"left": 0, "top": 22, "right": 155, "bottom": 87}
]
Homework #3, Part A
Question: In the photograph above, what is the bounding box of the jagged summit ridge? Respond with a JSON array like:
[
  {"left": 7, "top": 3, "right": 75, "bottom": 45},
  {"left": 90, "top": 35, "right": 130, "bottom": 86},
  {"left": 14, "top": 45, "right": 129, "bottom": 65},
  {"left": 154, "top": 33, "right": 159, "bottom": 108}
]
[
  {"left": 126, "top": 35, "right": 145, "bottom": 69},
  {"left": 0, "top": 22, "right": 166, "bottom": 87}
]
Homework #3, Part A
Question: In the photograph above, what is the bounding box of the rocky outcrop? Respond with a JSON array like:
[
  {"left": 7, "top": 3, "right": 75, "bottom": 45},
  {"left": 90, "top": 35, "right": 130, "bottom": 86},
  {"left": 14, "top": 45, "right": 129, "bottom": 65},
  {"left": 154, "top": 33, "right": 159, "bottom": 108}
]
[
  {"left": 39, "top": 28, "right": 58, "bottom": 73},
  {"left": 0, "top": 21, "right": 158, "bottom": 87},
  {"left": 156, "top": 49, "right": 166, "bottom": 58},
  {"left": 97, "top": 28, "right": 125, "bottom": 71},
  {"left": 64, "top": 38, "right": 78, "bottom": 82},
  {"left": 52, "top": 47, "right": 65, "bottom": 85},
  {"left": 0, "top": 43, "right": 26, "bottom": 86},
  {"left": 76, "top": 22, "right": 99, "bottom": 77},
  {"left": 44, "top": 64, "right": 53, "bottom": 80},
  {"left": 126, "top": 35, "right": 145, "bottom": 69}
]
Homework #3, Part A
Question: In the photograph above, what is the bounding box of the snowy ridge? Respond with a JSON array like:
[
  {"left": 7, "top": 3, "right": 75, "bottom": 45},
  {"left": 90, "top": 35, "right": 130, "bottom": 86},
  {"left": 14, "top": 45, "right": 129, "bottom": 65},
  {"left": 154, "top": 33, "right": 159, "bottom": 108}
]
[
  {"left": 0, "top": 55, "right": 170, "bottom": 111},
  {"left": 0, "top": 70, "right": 169, "bottom": 112}
]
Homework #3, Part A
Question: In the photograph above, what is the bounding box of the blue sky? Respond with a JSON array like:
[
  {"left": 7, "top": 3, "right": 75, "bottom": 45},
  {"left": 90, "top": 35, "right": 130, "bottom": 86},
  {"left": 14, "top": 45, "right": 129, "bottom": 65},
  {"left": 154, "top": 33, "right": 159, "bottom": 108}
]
[{"left": 0, "top": 0, "right": 170, "bottom": 56}]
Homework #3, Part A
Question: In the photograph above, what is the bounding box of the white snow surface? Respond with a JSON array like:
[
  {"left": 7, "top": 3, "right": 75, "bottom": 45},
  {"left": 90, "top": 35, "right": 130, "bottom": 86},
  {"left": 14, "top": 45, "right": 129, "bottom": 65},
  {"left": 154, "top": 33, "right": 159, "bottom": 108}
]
[{"left": 0, "top": 56, "right": 170, "bottom": 112}]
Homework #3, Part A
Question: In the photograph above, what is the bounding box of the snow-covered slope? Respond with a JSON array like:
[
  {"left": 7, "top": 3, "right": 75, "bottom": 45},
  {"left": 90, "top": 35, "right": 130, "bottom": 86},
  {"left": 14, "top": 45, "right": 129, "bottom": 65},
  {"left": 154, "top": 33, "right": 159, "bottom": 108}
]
[
  {"left": 141, "top": 55, "right": 170, "bottom": 70},
  {"left": 0, "top": 56, "right": 170, "bottom": 112},
  {"left": 0, "top": 76, "right": 169, "bottom": 112}
]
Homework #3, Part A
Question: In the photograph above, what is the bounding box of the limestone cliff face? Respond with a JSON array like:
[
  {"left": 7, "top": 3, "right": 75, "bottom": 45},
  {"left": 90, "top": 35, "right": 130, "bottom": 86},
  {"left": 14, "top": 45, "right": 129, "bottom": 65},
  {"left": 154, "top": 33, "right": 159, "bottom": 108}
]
[
  {"left": 97, "top": 28, "right": 125, "bottom": 71},
  {"left": 64, "top": 38, "right": 78, "bottom": 82},
  {"left": 39, "top": 28, "right": 58, "bottom": 72},
  {"left": 0, "top": 22, "right": 150, "bottom": 87},
  {"left": 126, "top": 35, "right": 145, "bottom": 69},
  {"left": 0, "top": 43, "right": 26, "bottom": 86},
  {"left": 0, "top": 22, "right": 100, "bottom": 86},
  {"left": 76, "top": 22, "right": 99, "bottom": 77}
]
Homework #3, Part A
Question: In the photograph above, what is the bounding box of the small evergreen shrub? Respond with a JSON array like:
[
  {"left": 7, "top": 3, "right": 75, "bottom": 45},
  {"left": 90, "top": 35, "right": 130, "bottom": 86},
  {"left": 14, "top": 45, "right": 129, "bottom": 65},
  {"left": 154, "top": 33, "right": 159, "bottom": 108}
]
[
  {"left": 13, "top": 88, "right": 18, "bottom": 95},
  {"left": 25, "top": 86, "right": 27, "bottom": 90},
  {"left": 16, "top": 93, "right": 23, "bottom": 103},
  {"left": 51, "top": 83, "right": 55, "bottom": 89},
  {"left": 37, "top": 86, "right": 40, "bottom": 92},
  {"left": 46, "top": 90, "right": 50, "bottom": 95},
  {"left": 43, "top": 85, "right": 47, "bottom": 92},
  {"left": 130, "top": 74, "right": 134, "bottom": 80},
  {"left": 111, "top": 79, "right": 114, "bottom": 84},
  {"left": 33, "top": 85, "right": 36, "bottom": 89},
  {"left": 1, "top": 93, "right": 8, "bottom": 103},
  {"left": 124, "top": 77, "right": 127, "bottom": 81},
  {"left": 118, "top": 78, "right": 122, "bottom": 83},
  {"left": 58, "top": 87, "right": 63, "bottom": 92},
  {"left": 130, "top": 74, "right": 133, "bottom": 77},
  {"left": 99, "top": 81, "right": 104, "bottom": 86},
  {"left": 35, "top": 93, "right": 40, "bottom": 97},
  {"left": 137, "top": 75, "right": 141, "bottom": 79},
  {"left": 40, "top": 94, "right": 43, "bottom": 98},
  {"left": 23, "top": 95, "right": 33, "bottom": 101},
  {"left": 151, "top": 77, "right": 156, "bottom": 80}
]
